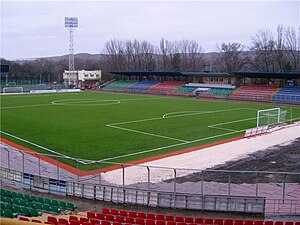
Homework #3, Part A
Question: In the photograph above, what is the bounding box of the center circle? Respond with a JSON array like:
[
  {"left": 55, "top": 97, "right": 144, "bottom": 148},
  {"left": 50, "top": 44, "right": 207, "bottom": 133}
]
[{"left": 52, "top": 99, "right": 121, "bottom": 106}]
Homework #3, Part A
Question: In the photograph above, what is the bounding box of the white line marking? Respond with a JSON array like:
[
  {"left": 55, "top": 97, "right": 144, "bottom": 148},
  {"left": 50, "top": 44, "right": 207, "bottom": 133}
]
[
  {"left": 106, "top": 124, "right": 189, "bottom": 143},
  {"left": 0, "top": 130, "right": 92, "bottom": 164},
  {"left": 0, "top": 104, "right": 53, "bottom": 109}
]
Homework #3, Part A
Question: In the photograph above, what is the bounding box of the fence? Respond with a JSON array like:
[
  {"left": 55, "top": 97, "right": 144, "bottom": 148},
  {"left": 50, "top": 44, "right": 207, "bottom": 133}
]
[{"left": 1, "top": 143, "right": 300, "bottom": 215}]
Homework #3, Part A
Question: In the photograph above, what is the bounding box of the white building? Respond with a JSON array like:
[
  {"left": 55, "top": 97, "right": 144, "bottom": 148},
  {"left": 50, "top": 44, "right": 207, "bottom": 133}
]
[{"left": 63, "top": 70, "right": 102, "bottom": 88}]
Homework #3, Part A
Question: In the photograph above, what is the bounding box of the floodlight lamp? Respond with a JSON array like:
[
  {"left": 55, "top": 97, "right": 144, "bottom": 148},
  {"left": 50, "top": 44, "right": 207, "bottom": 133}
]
[{"left": 65, "top": 17, "right": 78, "bottom": 28}]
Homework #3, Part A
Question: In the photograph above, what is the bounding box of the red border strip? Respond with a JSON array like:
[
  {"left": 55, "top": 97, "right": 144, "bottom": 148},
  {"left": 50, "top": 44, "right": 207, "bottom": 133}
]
[{"left": 0, "top": 136, "right": 244, "bottom": 176}]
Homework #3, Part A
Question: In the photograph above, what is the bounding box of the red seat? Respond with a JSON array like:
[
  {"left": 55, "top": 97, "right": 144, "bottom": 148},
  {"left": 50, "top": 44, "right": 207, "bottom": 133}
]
[
  {"left": 80, "top": 217, "right": 90, "bottom": 224},
  {"left": 224, "top": 220, "right": 234, "bottom": 225},
  {"left": 214, "top": 219, "right": 223, "bottom": 225},
  {"left": 90, "top": 219, "right": 101, "bottom": 225},
  {"left": 32, "top": 219, "right": 43, "bottom": 223},
  {"left": 137, "top": 212, "right": 146, "bottom": 219},
  {"left": 295, "top": 223, "right": 300, "bottom": 225},
  {"left": 128, "top": 211, "right": 137, "bottom": 218},
  {"left": 156, "top": 221, "right": 166, "bottom": 225},
  {"left": 167, "top": 222, "right": 176, "bottom": 225},
  {"left": 113, "top": 223, "right": 122, "bottom": 225},
  {"left": 264, "top": 222, "right": 273, "bottom": 225},
  {"left": 254, "top": 221, "right": 263, "bottom": 225},
  {"left": 165, "top": 216, "right": 174, "bottom": 222},
  {"left": 19, "top": 217, "right": 30, "bottom": 221},
  {"left": 175, "top": 217, "right": 184, "bottom": 223},
  {"left": 234, "top": 220, "right": 243, "bottom": 225},
  {"left": 275, "top": 222, "right": 284, "bottom": 225},
  {"left": 105, "top": 214, "right": 115, "bottom": 222},
  {"left": 156, "top": 215, "right": 165, "bottom": 221},
  {"left": 96, "top": 213, "right": 105, "bottom": 220},
  {"left": 58, "top": 218, "right": 69, "bottom": 225},
  {"left": 119, "top": 210, "right": 128, "bottom": 217},
  {"left": 146, "top": 214, "right": 155, "bottom": 220},
  {"left": 111, "top": 209, "right": 119, "bottom": 215},
  {"left": 48, "top": 216, "right": 58, "bottom": 225},
  {"left": 195, "top": 218, "right": 203, "bottom": 224},
  {"left": 245, "top": 221, "right": 253, "bottom": 225},
  {"left": 69, "top": 215, "right": 79, "bottom": 221},
  {"left": 102, "top": 208, "right": 110, "bottom": 214},
  {"left": 70, "top": 221, "right": 80, "bottom": 225},
  {"left": 285, "top": 222, "right": 294, "bottom": 225},
  {"left": 116, "top": 216, "right": 125, "bottom": 223},
  {"left": 146, "top": 219, "right": 156, "bottom": 225},
  {"left": 185, "top": 217, "right": 194, "bottom": 223},
  {"left": 125, "top": 217, "right": 135, "bottom": 224},
  {"left": 82, "top": 222, "right": 92, "bottom": 225},
  {"left": 136, "top": 218, "right": 145, "bottom": 225},
  {"left": 177, "top": 223, "right": 187, "bottom": 225},
  {"left": 205, "top": 218, "right": 214, "bottom": 225},
  {"left": 102, "top": 221, "right": 111, "bottom": 225},
  {"left": 87, "top": 212, "right": 96, "bottom": 219},
  {"left": 45, "top": 223, "right": 55, "bottom": 225}
]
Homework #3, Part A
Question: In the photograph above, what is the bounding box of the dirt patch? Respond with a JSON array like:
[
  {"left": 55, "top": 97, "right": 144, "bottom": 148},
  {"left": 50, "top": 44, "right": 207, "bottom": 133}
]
[{"left": 169, "top": 138, "right": 300, "bottom": 184}]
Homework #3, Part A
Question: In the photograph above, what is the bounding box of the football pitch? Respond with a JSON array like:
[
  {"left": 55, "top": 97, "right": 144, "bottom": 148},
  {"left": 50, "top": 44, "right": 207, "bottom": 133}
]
[{"left": 1, "top": 92, "right": 299, "bottom": 170}]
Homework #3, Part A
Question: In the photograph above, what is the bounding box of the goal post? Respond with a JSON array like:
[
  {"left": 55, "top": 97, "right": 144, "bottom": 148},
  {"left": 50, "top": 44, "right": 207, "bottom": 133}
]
[
  {"left": 256, "top": 108, "right": 287, "bottom": 127},
  {"left": 2, "top": 87, "right": 24, "bottom": 94}
]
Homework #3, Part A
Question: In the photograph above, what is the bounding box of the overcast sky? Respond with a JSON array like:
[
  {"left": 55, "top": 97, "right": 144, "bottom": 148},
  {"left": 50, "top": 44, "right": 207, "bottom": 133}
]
[{"left": 1, "top": 0, "right": 299, "bottom": 60}]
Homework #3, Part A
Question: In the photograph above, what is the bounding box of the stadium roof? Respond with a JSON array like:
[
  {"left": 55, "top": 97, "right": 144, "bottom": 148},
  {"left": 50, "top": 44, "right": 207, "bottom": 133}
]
[
  {"left": 233, "top": 71, "right": 300, "bottom": 79},
  {"left": 110, "top": 70, "right": 233, "bottom": 77}
]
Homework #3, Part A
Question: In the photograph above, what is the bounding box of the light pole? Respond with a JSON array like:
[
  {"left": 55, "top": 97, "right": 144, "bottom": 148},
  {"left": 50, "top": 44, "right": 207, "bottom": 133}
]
[{"left": 65, "top": 17, "right": 78, "bottom": 87}]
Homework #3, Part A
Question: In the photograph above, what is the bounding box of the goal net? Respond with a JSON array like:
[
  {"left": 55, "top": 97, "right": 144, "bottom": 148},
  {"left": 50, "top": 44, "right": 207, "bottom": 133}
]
[
  {"left": 257, "top": 108, "right": 287, "bottom": 127},
  {"left": 2, "top": 87, "right": 24, "bottom": 94}
]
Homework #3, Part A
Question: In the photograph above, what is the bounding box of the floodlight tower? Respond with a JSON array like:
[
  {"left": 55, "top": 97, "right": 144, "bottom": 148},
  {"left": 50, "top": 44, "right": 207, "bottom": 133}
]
[{"left": 65, "top": 17, "right": 78, "bottom": 87}]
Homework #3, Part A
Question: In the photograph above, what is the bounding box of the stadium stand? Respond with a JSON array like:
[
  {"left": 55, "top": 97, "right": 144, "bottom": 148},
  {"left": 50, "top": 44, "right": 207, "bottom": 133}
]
[
  {"left": 271, "top": 86, "right": 300, "bottom": 103},
  {"left": 172, "top": 86, "right": 197, "bottom": 96},
  {"left": 102, "top": 80, "right": 137, "bottom": 92},
  {"left": 146, "top": 81, "right": 186, "bottom": 94},
  {"left": 0, "top": 188, "right": 76, "bottom": 219},
  {"left": 229, "top": 84, "right": 279, "bottom": 100},
  {"left": 0, "top": 206, "right": 298, "bottom": 224},
  {"left": 127, "top": 80, "right": 160, "bottom": 93}
]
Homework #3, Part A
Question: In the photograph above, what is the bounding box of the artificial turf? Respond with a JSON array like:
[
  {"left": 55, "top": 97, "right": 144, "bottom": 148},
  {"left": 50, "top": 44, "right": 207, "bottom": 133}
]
[{"left": 1, "top": 91, "right": 299, "bottom": 170}]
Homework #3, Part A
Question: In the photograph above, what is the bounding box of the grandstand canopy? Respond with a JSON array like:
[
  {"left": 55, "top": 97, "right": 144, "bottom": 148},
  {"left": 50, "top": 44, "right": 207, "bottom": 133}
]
[{"left": 233, "top": 71, "right": 300, "bottom": 79}]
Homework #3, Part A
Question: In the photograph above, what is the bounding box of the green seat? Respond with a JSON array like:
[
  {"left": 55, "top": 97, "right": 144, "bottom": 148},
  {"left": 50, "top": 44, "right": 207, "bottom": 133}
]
[
  {"left": 51, "top": 199, "right": 59, "bottom": 206},
  {"left": 34, "top": 202, "right": 43, "bottom": 210},
  {"left": 13, "top": 205, "right": 23, "bottom": 214},
  {"left": 23, "top": 194, "right": 31, "bottom": 201},
  {"left": 27, "top": 201, "right": 35, "bottom": 209},
  {"left": 4, "top": 197, "right": 13, "bottom": 204},
  {"left": 42, "top": 204, "right": 51, "bottom": 212},
  {"left": 50, "top": 206, "right": 61, "bottom": 214},
  {"left": 30, "top": 195, "right": 38, "bottom": 202},
  {"left": 5, "top": 190, "right": 12, "bottom": 198},
  {"left": 21, "top": 207, "right": 31, "bottom": 217},
  {"left": 0, "top": 196, "right": 6, "bottom": 202},
  {"left": 37, "top": 197, "right": 44, "bottom": 204},
  {"left": 5, "top": 204, "right": 14, "bottom": 212},
  {"left": 0, "top": 189, "right": 6, "bottom": 196},
  {"left": 19, "top": 199, "right": 27, "bottom": 207},
  {"left": 17, "top": 193, "right": 25, "bottom": 199},
  {"left": 66, "top": 202, "right": 77, "bottom": 210},
  {"left": 44, "top": 198, "right": 51, "bottom": 205},
  {"left": 11, "top": 191, "right": 18, "bottom": 199},
  {"left": 58, "top": 201, "right": 67, "bottom": 208},
  {"left": 30, "top": 208, "right": 42, "bottom": 217},
  {"left": 3, "top": 209, "right": 18, "bottom": 218},
  {"left": 13, "top": 198, "right": 20, "bottom": 206}
]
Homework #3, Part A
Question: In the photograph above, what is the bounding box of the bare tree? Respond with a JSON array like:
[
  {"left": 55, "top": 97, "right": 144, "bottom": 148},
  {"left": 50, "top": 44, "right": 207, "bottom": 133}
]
[
  {"left": 284, "top": 26, "right": 300, "bottom": 71},
  {"left": 215, "top": 42, "right": 248, "bottom": 73}
]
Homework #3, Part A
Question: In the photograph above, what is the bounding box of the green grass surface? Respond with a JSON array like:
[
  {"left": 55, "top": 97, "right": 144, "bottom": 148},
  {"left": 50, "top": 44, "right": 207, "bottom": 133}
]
[{"left": 1, "top": 92, "right": 299, "bottom": 170}]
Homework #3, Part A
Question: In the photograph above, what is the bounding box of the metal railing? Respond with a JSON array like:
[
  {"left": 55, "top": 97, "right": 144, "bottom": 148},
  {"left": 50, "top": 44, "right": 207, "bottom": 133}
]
[{"left": 1, "top": 144, "right": 300, "bottom": 215}]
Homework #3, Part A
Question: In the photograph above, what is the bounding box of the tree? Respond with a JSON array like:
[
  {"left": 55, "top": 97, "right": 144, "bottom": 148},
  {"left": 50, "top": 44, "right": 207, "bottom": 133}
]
[{"left": 215, "top": 42, "right": 248, "bottom": 72}]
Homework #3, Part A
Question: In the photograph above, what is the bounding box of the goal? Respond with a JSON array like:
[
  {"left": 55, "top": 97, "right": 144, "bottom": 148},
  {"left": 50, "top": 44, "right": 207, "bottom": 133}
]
[
  {"left": 2, "top": 87, "right": 24, "bottom": 94},
  {"left": 257, "top": 108, "right": 287, "bottom": 127}
]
